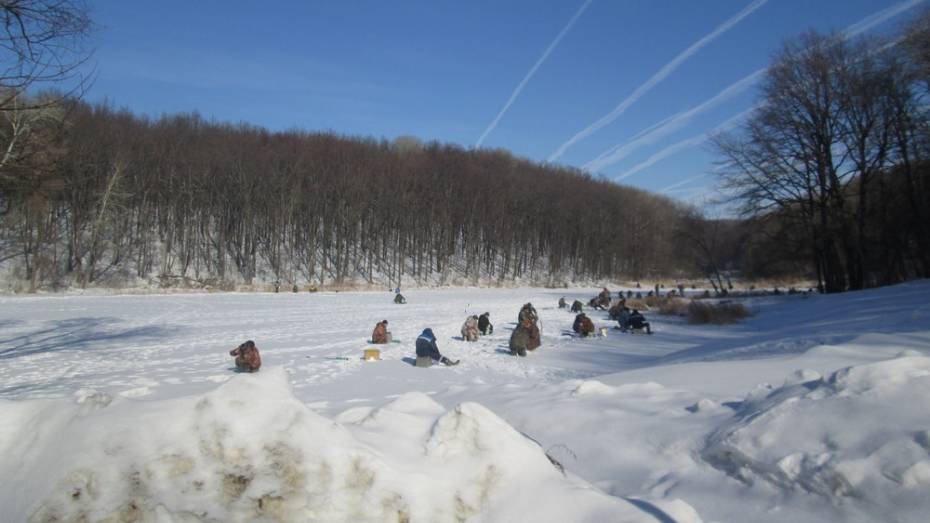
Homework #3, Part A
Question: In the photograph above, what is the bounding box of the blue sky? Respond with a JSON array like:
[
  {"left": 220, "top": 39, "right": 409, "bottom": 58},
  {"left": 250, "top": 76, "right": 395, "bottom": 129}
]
[{"left": 85, "top": 0, "right": 926, "bottom": 208}]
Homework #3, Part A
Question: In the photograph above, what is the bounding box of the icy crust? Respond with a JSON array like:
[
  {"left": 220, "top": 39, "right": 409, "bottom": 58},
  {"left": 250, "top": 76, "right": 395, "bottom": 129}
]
[
  {"left": 702, "top": 356, "right": 930, "bottom": 520},
  {"left": 1, "top": 368, "right": 655, "bottom": 523}
]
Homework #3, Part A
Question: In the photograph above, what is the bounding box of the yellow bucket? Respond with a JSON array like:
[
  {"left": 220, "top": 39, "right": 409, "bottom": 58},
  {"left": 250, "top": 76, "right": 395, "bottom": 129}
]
[{"left": 363, "top": 348, "right": 381, "bottom": 361}]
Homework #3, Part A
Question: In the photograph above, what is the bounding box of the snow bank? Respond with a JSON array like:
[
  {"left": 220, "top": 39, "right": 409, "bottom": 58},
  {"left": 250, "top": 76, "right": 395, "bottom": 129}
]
[
  {"left": 702, "top": 355, "right": 930, "bottom": 522},
  {"left": 0, "top": 368, "right": 655, "bottom": 522}
]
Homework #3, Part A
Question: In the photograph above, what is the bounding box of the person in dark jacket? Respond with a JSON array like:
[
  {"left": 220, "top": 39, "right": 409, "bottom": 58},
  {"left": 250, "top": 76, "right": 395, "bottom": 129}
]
[
  {"left": 230, "top": 340, "right": 261, "bottom": 372},
  {"left": 558, "top": 297, "right": 567, "bottom": 309},
  {"left": 616, "top": 306, "right": 632, "bottom": 332},
  {"left": 394, "top": 293, "right": 406, "bottom": 304},
  {"left": 415, "top": 328, "right": 458, "bottom": 367},
  {"left": 478, "top": 312, "right": 493, "bottom": 335},
  {"left": 628, "top": 309, "right": 652, "bottom": 334},
  {"left": 570, "top": 300, "right": 583, "bottom": 313}
]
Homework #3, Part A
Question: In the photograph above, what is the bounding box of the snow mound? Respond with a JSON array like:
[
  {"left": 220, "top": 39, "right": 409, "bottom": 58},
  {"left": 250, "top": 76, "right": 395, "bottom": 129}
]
[
  {"left": 1, "top": 368, "right": 659, "bottom": 522},
  {"left": 702, "top": 358, "right": 930, "bottom": 521},
  {"left": 686, "top": 398, "right": 720, "bottom": 413},
  {"left": 569, "top": 379, "right": 618, "bottom": 396}
]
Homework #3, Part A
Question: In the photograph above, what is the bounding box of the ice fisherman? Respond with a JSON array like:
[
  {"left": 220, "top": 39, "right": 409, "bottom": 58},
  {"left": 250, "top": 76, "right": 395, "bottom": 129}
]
[
  {"left": 573, "top": 313, "right": 595, "bottom": 337},
  {"left": 415, "top": 328, "right": 459, "bottom": 367},
  {"left": 518, "top": 302, "right": 539, "bottom": 325},
  {"left": 509, "top": 318, "right": 541, "bottom": 356},
  {"left": 616, "top": 306, "right": 632, "bottom": 332},
  {"left": 461, "top": 315, "right": 479, "bottom": 342},
  {"left": 230, "top": 340, "right": 261, "bottom": 372},
  {"left": 628, "top": 309, "right": 652, "bottom": 334},
  {"left": 478, "top": 312, "right": 493, "bottom": 335},
  {"left": 371, "top": 320, "right": 390, "bottom": 344},
  {"left": 394, "top": 293, "right": 406, "bottom": 304}
]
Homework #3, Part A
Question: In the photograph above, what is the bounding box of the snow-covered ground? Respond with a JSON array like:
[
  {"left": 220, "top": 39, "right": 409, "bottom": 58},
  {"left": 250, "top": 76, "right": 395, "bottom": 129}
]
[{"left": 2, "top": 282, "right": 929, "bottom": 522}]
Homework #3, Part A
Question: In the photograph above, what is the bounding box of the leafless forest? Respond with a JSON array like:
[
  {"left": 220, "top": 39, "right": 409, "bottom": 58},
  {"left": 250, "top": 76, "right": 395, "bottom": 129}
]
[{"left": 2, "top": 1, "right": 930, "bottom": 293}]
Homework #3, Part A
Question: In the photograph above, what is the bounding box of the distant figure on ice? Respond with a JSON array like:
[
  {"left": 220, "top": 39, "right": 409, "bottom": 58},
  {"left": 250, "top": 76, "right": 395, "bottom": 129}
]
[
  {"left": 608, "top": 298, "right": 626, "bottom": 320},
  {"left": 509, "top": 318, "right": 541, "bottom": 357},
  {"left": 558, "top": 297, "right": 567, "bottom": 309},
  {"left": 628, "top": 309, "right": 652, "bottom": 334},
  {"left": 597, "top": 287, "right": 611, "bottom": 308},
  {"left": 573, "top": 313, "right": 595, "bottom": 337},
  {"left": 478, "top": 312, "right": 493, "bottom": 335},
  {"left": 461, "top": 315, "right": 479, "bottom": 342},
  {"left": 570, "top": 300, "right": 583, "bottom": 313},
  {"left": 394, "top": 293, "right": 406, "bottom": 304},
  {"left": 589, "top": 295, "right": 608, "bottom": 310},
  {"left": 371, "top": 320, "right": 390, "bottom": 344},
  {"left": 230, "top": 340, "right": 261, "bottom": 372},
  {"left": 415, "top": 328, "right": 459, "bottom": 367}
]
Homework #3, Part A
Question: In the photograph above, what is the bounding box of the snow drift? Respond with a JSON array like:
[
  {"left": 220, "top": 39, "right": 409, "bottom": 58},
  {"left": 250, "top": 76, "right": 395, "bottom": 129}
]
[
  {"left": 0, "top": 367, "right": 656, "bottom": 522},
  {"left": 702, "top": 356, "right": 930, "bottom": 522}
]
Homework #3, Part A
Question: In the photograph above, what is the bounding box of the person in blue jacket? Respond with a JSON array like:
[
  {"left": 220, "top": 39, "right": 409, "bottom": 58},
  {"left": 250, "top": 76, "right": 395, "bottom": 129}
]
[{"left": 415, "top": 328, "right": 459, "bottom": 367}]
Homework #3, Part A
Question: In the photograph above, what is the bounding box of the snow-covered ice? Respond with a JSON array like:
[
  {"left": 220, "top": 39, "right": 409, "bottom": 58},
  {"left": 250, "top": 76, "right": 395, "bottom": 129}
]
[{"left": 2, "top": 282, "right": 929, "bottom": 522}]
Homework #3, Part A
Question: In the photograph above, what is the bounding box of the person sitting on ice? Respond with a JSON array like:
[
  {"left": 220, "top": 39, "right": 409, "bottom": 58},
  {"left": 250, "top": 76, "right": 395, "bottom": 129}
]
[
  {"left": 461, "top": 315, "right": 479, "bottom": 342},
  {"left": 478, "top": 312, "right": 493, "bottom": 335},
  {"left": 573, "top": 313, "right": 595, "bottom": 337},
  {"left": 518, "top": 302, "right": 538, "bottom": 325},
  {"left": 415, "top": 328, "right": 459, "bottom": 367},
  {"left": 509, "top": 317, "right": 541, "bottom": 356},
  {"left": 558, "top": 297, "right": 567, "bottom": 309},
  {"left": 608, "top": 298, "right": 626, "bottom": 320},
  {"left": 598, "top": 287, "right": 611, "bottom": 305},
  {"left": 509, "top": 318, "right": 536, "bottom": 357},
  {"left": 570, "top": 300, "right": 583, "bottom": 313},
  {"left": 229, "top": 340, "right": 261, "bottom": 372},
  {"left": 616, "top": 306, "right": 632, "bottom": 332},
  {"left": 628, "top": 309, "right": 652, "bottom": 334},
  {"left": 394, "top": 293, "right": 406, "bottom": 304},
  {"left": 371, "top": 319, "right": 390, "bottom": 344}
]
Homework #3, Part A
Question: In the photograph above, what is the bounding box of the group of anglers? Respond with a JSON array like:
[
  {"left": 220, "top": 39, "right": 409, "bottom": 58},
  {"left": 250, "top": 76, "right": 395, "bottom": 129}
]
[
  {"left": 561, "top": 288, "right": 653, "bottom": 336},
  {"left": 230, "top": 288, "right": 652, "bottom": 372}
]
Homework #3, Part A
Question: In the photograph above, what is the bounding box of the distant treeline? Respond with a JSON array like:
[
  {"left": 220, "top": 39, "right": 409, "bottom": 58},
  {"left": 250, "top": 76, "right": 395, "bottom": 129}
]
[{"left": 1, "top": 102, "right": 697, "bottom": 291}]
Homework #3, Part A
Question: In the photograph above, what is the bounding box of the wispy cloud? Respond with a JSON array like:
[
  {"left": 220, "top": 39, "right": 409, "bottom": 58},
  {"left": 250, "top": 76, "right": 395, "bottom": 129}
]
[
  {"left": 613, "top": 105, "right": 756, "bottom": 182},
  {"left": 475, "top": 0, "right": 594, "bottom": 148},
  {"left": 591, "top": 0, "right": 927, "bottom": 177},
  {"left": 547, "top": 0, "right": 769, "bottom": 162}
]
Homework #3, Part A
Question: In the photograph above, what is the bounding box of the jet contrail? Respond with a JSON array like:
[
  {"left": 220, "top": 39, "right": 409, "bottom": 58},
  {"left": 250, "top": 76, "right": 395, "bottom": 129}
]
[
  {"left": 583, "top": 69, "right": 765, "bottom": 172},
  {"left": 613, "top": 105, "right": 756, "bottom": 182},
  {"left": 588, "top": 0, "right": 926, "bottom": 175},
  {"left": 547, "top": 0, "right": 769, "bottom": 162},
  {"left": 475, "top": 0, "right": 594, "bottom": 148},
  {"left": 843, "top": 0, "right": 925, "bottom": 39},
  {"left": 660, "top": 172, "right": 712, "bottom": 193}
]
